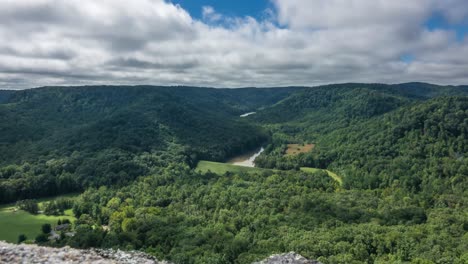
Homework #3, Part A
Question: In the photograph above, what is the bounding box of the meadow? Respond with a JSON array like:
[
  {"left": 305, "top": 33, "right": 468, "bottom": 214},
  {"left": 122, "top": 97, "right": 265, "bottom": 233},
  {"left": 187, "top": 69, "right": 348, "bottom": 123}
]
[
  {"left": 0, "top": 194, "right": 77, "bottom": 243},
  {"left": 299, "top": 167, "right": 343, "bottom": 185},
  {"left": 196, "top": 160, "right": 342, "bottom": 185},
  {"left": 195, "top": 160, "right": 275, "bottom": 175}
]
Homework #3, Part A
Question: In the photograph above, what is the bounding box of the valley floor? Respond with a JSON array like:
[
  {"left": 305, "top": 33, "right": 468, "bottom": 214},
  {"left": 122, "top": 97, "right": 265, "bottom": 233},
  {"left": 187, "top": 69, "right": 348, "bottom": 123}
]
[
  {"left": 0, "top": 194, "right": 77, "bottom": 243},
  {"left": 196, "top": 160, "right": 342, "bottom": 185}
]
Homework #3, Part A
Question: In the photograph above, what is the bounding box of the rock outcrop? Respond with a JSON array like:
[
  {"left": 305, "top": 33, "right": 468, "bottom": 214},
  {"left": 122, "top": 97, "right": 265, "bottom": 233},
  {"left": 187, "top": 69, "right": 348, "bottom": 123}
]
[
  {"left": 0, "top": 241, "right": 169, "bottom": 264},
  {"left": 253, "top": 252, "right": 322, "bottom": 264},
  {"left": 1, "top": 242, "right": 320, "bottom": 264}
]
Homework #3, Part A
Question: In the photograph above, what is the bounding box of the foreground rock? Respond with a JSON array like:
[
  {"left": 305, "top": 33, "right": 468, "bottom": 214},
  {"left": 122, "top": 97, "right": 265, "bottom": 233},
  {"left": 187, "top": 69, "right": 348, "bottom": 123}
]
[
  {"left": 1, "top": 242, "right": 320, "bottom": 264},
  {"left": 254, "top": 252, "right": 322, "bottom": 264},
  {"left": 0, "top": 241, "right": 169, "bottom": 264}
]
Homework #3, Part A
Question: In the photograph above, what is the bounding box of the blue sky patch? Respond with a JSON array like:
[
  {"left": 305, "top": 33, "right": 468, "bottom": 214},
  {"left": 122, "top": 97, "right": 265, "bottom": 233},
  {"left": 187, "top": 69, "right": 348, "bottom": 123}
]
[
  {"left": 170, "top": 0, "right": 271, "bottom": 20},
  {"left": 400, "top": 54, "right": 415, "bottom": 63},
  {"left": 425, "top": 13, "right": 468, "bottom": 42}
]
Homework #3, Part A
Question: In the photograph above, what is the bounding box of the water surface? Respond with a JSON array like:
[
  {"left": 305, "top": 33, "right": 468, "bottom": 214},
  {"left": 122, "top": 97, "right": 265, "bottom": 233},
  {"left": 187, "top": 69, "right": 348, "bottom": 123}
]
[
  {"left": 240, "top": 112, "right": 256, "bottom": 117},
  {"left": 227, "top": 147, "right": 264, "bottom": 167}
]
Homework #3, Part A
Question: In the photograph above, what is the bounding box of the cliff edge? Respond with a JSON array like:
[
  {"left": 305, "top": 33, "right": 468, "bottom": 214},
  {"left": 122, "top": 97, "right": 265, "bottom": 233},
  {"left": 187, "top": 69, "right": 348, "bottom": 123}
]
[{"left": 0, "top": 242, "right": 320, "bottom": 264}]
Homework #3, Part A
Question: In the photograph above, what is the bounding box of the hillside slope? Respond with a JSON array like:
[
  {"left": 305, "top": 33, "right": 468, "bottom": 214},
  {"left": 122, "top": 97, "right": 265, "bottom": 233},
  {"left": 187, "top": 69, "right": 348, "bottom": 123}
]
[
  {"left": 318, "top": 96, "right": 468, "bottom": 190},
  {"left": 252, "top": 83, "right": 468, "bottom": 128},
  {"left": 252, "top": 86, "right": 467, "bottom": 194},
  {"left": 0, "top": 86, "right": 298, "bottom": 203}
]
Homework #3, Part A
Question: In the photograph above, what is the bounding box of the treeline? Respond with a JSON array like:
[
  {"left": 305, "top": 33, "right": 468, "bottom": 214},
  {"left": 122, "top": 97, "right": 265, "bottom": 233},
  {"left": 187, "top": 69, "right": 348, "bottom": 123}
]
[
  {"left": 15, "top": 198, "right": 74, "bottom": 216},
  {"left": 0, "top": 149, "right": 147, "bottom": 203},
  {"left": 16, "top": 199, "right": 39, "bottom": 214},
  {"left": 43, "top": 198, "right": 74, "bottom": 215}
]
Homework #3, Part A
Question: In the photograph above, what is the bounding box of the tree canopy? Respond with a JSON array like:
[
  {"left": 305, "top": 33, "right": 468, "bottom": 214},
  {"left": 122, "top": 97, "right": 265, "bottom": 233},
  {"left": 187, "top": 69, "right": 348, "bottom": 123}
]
[{"left": 1, "top": 83, "right": 467, "bottom": 263}]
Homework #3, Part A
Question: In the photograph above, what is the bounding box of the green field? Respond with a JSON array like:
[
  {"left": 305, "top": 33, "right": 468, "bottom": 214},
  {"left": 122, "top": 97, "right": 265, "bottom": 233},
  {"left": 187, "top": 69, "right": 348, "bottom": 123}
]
[
  {"left": 196, "top": 160, "right": 276, "bottom": 175},
  {"left": 299, "top": 167, "right": 343, "bottom": 185},
  {"left": 196, "top": 160, "right": 342, "bottom": 185},
  {"left": 0, "top": 194, "right": 78, "bottom": 243}
]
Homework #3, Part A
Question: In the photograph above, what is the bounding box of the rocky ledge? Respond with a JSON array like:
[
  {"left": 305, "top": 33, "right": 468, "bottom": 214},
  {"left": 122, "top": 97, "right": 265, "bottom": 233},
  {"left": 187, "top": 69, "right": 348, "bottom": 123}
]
[
  {"left": 0, "top": 241, "right": 168, "bottom": 264},
  {"left": 254, "top": 252, "right": 322, "bottom": 264},
  {"left": 0, "top": 242, "right": 319, "bottom": 264}
]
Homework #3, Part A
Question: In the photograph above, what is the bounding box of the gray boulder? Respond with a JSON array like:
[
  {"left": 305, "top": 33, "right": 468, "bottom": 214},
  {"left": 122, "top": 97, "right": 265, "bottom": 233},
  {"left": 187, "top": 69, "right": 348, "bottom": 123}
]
[{"left": 253, "top": 252, "right": 321, "bottom": 264}]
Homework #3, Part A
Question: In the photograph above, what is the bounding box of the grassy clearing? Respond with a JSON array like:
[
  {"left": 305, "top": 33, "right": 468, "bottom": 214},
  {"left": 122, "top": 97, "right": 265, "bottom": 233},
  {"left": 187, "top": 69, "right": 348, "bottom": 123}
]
[
  {"left": 196, "top": 161, "right": 342, "bottom": 185},
  {"left": 196, "top": 161, "right": 275, "bottom": 175},
  {"left": 300, "top": 167, "right": 343, "bottom": 185},
  {"left": 0, "top": 194, "right": 78, "bottom": 243},
  {"left": 285, "top": 143, "right": 315, "bottom": 156},
  {"left": 325, "top": 170, "right": 343, "bottom": 185}
]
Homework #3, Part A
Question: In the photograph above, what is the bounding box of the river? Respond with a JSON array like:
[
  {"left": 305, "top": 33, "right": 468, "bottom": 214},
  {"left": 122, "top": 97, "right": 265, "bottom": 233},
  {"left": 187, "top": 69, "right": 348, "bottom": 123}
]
[
  {"left": 240, "top": 112, "right": 256, "bottom": 117},
  {"left": 227, "top": 147, "right": 264, "bottom": 167}
]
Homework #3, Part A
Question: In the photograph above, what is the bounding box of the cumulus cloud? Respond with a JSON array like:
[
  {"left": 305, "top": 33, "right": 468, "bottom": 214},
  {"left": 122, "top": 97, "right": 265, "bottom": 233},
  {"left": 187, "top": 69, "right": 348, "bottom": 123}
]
[
  {"left": 0, "top": 0, "right": 467, "bottom": 89},
  {"left": 202, "top": 6, "right": 222, "bottom": 23}
]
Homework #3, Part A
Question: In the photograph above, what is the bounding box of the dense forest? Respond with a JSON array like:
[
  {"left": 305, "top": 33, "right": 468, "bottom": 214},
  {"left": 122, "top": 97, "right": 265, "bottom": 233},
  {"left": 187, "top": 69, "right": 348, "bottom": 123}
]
[
  {"left": 0, "top": 86, "right": 299, "bottom": 203},
  {"left": 1, "top": 83, "right": 467, "bottom": 263}
]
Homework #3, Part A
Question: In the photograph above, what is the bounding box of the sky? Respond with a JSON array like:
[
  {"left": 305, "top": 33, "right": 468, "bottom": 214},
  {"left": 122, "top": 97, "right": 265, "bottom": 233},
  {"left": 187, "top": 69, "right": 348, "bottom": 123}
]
[{"left": 1, "top": 0, "right": 468, "bottom": 89}]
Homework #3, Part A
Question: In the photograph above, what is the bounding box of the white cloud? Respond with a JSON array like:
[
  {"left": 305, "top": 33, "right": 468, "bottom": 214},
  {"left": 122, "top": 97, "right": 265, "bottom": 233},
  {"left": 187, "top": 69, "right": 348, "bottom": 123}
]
[
  {"left": 0, "top": 0, "right": 467, "bottom": 89},
  {"left": 435, "top": 0, "right": 468, "bottom": 23},
  {"left": 273, "top": 0, "right": 432, "bottom": 29},
  {"left": 202, "top": 6, "right": 222, "bottom": 23}
]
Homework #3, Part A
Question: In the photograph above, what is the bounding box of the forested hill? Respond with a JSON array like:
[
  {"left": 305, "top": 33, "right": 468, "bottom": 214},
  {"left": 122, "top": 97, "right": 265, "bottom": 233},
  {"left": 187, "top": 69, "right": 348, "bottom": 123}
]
[
  {"left": 0, "top": 90, "right": 14, "bottom": 104},
  {"left": 393, "top": 82, "right": 468, "bottom": 98},
  {"left": 322, "top": 96, "right": 468, "bottom": 190},
  {"left": 0, "top": 86, "right": 299, "bottom": 202},
  {"left": 251, "top": 83, "right": 468, "bottom": 125},
  {"left": 0, "top": 83, "right": 466, "bottom": 203},
  {"left": 278, "top": 96, "right": 468, "bottom": 189},
  {"left": 0, "top": 85, "right": 301, "bottom": 164}
]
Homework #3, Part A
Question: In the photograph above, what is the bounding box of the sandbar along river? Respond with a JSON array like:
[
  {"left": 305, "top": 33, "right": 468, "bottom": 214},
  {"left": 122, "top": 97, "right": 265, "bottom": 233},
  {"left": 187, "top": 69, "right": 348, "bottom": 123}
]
[
  {"left": 227, "top": 147, "right": 264, "bottom": 167},
  {"left": 240, "top": 112, "right": 256, "bottom": 117}
]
